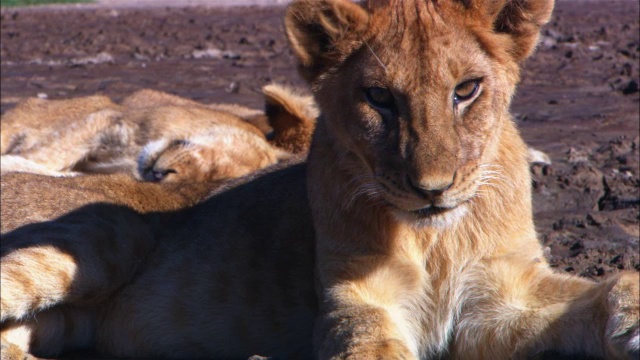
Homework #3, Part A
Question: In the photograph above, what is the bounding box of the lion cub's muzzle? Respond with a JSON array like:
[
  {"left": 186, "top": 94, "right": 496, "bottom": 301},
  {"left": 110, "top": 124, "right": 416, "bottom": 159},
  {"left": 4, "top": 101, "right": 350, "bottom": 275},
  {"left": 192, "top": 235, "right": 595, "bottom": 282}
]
[
  {"left": 374, "top": 162, "right": 490, "bottom": 226},
  {"left": 376, "top": 169, "right": 463, "bottom": 215}
]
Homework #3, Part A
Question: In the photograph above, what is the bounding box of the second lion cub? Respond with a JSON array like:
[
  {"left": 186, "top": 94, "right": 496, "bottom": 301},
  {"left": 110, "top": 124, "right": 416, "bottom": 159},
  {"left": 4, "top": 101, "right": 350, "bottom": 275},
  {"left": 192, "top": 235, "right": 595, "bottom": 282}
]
[{"left": 0, "top": 85, "right": 316, "bottom": 182}]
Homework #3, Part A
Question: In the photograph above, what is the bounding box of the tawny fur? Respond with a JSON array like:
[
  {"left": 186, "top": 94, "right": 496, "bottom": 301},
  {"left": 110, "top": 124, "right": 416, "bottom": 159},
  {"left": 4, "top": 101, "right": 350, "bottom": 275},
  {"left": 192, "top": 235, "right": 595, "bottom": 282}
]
[
  {"left": 136, "top": 130, "right": 292, "bottom": 183},
  {"left": 262, "top": 83, "right": 318, "bottom": 154},
  {"left": 0, "top": 85, "right": 314, "bottom": 182},
  {"left": 0, "top": 95, "right": 118, "bottom": 156},
  {"left": 121, "top": 88, "right": 274, "bottom": 134},
  {"left": 0, "top": 172, "right": 224, "bottom": 234},
  {"left": 1, "top": 1, "right": 638, "bottom": 360}
]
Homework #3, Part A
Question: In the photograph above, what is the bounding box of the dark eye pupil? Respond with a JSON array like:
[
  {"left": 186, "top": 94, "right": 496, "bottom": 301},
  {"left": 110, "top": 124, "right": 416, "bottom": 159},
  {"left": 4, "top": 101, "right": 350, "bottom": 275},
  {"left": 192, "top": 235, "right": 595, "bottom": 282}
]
[
  {"left": 365, "top": 87, "right": 394, "bottom": 108},
  {"left": 454, "top": 81, "right": 479, "bottom": 102}
]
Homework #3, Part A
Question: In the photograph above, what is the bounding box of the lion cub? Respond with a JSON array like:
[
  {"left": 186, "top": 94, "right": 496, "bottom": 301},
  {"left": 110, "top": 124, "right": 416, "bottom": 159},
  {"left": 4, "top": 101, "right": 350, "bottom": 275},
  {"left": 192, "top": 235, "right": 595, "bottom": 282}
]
[
  {"left": 0, "top": 85, "right": 315, "bottom": 183},
  {"left": 1, "top": 0, "right": 638, "bottom": 360}
]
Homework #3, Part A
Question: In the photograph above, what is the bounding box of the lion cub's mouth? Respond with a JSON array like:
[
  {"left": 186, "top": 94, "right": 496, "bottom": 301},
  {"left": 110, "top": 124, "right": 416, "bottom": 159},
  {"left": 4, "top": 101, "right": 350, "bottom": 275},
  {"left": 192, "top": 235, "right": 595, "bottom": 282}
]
[
  {"left": 411, "top": 206, "right": 452, "bottom": 218},
  {"left": 383, "top": 192, "right": 471, "bottom": 227},
  {"left": 394, "top": 203, "right": 468, "bottom": 228}
]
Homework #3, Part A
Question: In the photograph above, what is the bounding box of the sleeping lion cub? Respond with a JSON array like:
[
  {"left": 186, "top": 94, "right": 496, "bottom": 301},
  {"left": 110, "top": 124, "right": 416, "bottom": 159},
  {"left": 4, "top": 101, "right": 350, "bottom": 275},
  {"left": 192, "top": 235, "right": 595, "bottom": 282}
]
[
  {"left": 0, "top": 84, "right": 316, "bottom": 182},
  {"left": 1, "top": 0, "right": 638, "bottom": 359}
]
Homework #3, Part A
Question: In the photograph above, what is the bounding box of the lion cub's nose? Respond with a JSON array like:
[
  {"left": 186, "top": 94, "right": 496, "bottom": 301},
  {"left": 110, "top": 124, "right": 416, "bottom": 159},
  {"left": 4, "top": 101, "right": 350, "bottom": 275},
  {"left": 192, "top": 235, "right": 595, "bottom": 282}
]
[{"left": 406, "top": 174, "right": 454, "bottom": 199}]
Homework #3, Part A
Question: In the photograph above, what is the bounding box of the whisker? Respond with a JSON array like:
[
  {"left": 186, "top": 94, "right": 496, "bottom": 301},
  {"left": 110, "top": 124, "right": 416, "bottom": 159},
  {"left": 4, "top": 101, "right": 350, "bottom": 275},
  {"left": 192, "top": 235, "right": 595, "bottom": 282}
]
[
  {"left": 345, "top": 175, "right": 385, "bottom": 209},
  {"left": 364, "top": 41, "right": 388, "bottom": 73}
]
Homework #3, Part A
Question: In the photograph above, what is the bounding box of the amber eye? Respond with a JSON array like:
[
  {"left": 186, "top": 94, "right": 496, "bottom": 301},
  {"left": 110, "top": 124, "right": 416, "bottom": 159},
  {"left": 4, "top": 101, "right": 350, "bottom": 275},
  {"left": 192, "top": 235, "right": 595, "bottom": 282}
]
[
  {"left": 453, "top": 79, "right": 480, "bottom": 104},
  {"left": 364, "top": 87, "right": 394, "bottom": 110}
]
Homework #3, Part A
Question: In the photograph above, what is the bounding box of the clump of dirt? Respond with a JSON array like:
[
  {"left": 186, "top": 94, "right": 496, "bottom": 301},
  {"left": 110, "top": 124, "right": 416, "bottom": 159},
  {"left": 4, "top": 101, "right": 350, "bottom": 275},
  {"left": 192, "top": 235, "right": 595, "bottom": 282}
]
[{"left": 531, "top": 135, "right": 639, "bottom": 278}]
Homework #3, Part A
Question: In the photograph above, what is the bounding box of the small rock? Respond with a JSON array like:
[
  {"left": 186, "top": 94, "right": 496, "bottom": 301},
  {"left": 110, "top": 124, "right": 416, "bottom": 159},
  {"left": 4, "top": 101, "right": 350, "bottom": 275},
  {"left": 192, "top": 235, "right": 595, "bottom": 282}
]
[
  {"left": 545, "top": 28, "right": 569, "bottom": 42},
  {"left": 569, "top": 240, "right": 584, "bottom": 256},
  {"left": 581, "top": 265, "right": 605, "bottom": 277},
  {"left": 622, "top": 80, "right": 638, "bottom": 95},
  {"left": 226, "top": 81, "right": 240, "bottom": 93},
  {"left": 567, "top": 147, "right": 590, "bottom": 164},
  {"left": 192, "top": 48, "right": 223, "bottom": 59},
  {"left": 222, "top": 51, "right": 241, "bottom": 60},
  {"left": 609, "top": 254, "right": 622, "bottom": 264},
  {"left": 586, "top": 213, "right": 607, "bottom": 227},
  {"left": 69, "top": 52, "right": 115, "bottom": 66},
  {"left": 540, "top": 36, "right": 557, "bottom": 49},
  {"left": 527, "top": 147, "right": 552, "bottom": 166}
]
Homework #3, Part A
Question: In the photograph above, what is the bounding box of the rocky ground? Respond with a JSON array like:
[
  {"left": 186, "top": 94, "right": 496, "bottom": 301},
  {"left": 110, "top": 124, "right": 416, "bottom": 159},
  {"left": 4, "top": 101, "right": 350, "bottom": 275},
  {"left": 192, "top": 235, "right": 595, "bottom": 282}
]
[{"left": 0, "top": 0, "right": 638, "bottom": 282}]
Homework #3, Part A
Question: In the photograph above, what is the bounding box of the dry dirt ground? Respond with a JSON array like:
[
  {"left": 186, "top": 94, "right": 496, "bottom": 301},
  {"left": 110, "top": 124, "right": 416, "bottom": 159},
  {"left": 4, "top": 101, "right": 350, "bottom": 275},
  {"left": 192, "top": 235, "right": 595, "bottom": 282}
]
[{"left": 0, "top": 1, "right": 638, "bottom": 288}]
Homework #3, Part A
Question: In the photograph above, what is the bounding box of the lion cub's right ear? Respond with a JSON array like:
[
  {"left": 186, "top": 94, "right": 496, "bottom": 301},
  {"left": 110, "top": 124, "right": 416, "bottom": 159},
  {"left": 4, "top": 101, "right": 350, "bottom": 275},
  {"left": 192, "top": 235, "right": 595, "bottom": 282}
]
[{"left": 285, "top": 0, "right": 369, "bottom": 84}]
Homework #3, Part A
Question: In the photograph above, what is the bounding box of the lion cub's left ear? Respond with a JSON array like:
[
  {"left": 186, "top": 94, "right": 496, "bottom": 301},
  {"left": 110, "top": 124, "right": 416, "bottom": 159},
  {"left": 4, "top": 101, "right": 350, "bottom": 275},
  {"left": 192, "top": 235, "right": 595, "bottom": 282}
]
[
  {"left": 285, "top": 0, "right": 369, "bottom": 84},
  {"left": 477, "top": 0, "right": 555, "bottom": 61}
]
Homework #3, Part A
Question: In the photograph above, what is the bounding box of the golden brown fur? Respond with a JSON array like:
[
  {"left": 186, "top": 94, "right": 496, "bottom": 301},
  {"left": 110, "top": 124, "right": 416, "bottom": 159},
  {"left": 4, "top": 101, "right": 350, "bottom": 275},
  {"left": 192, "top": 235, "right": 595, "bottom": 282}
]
[
  {"left": 1, "top": 1, "right": 638, "bottom": 359},
  {"left": 121, "top": 88, "right": 274, "bottom": 135},
  {"left": 0, "top": 172, "right": 221, "bottom": 234},
  {"left": 262, "top": 84, "right": 318, "bottom": 154},
  {"left": 0, "top": 85, "right": 314, "bottom": 182},
  {"left": 287, "top": 1, "right": 638, "bottom": 358},
  {"left": 0, "top": 95, "right": 118, "bottom": 156},
  {"left": 1, "top": 161, "right": 315, "bottom": 359},
  {"left": 136, "top": 131, "right": 291, "bottom": 183}
]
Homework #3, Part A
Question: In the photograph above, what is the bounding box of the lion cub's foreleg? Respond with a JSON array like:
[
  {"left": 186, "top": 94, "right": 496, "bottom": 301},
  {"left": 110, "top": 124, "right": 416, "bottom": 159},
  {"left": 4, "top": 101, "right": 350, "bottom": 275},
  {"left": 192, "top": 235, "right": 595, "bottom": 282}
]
[
  {"left": 314, "top": 256, "right": 423, "bottom": 360},
  {"left": 454, "top": 256, "right": 639, "bottom": 359}
]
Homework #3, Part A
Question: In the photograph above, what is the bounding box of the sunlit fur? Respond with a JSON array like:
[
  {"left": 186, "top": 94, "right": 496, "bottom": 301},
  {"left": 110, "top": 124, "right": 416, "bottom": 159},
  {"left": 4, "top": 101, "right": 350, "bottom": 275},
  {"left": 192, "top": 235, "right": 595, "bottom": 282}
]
[
  {"left": 0, "top": 85, "right": 314, "bottom": 182},
  {"left": 262, "top": 83, "right": 318, "bottom": 154},
  {"left": 136, "top": 128, "right": 290, "bottom": 183},
  {"left": 0, "top": 1, "right": 638, "bottom": 359},
  {"left": 287, "top": 0, "right": 639, "bottom": 359},
  {"left": 0, "top": 172, "right": 223, "bottom": 234}
]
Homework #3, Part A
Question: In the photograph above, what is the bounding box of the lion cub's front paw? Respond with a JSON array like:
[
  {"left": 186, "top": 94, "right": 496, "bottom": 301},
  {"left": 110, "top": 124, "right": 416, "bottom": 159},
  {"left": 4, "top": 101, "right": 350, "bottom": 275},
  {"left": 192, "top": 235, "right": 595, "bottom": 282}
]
[
  {"left": 605, "top": 272, "right": 640, "bottom": 360},
  {"left": 344, "top": 339, "right": 416, "bottom": 360}
]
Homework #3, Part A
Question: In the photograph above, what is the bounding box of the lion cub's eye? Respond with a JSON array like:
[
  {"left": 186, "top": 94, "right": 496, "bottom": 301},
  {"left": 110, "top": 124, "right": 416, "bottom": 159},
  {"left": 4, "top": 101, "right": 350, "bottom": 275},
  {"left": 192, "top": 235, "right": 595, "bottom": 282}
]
[
  {"left": 453, "top": 79, "right": 480, "bottom": 104},
  {"left": 364, "top": 87, "right": 394, "bottom": 110}
]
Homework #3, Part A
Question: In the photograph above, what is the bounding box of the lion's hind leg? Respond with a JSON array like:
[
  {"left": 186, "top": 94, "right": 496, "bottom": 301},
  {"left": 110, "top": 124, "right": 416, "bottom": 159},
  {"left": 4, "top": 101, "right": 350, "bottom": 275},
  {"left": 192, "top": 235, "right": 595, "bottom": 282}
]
[
  {"left": 1, "top": 204, "right": 156, "bottom": 357},
  {"left": 454, "top": 255, "right": 639, "bottom": 359},
  {"left": 1, "top": 306, "right": 95, "bottom": 359}
]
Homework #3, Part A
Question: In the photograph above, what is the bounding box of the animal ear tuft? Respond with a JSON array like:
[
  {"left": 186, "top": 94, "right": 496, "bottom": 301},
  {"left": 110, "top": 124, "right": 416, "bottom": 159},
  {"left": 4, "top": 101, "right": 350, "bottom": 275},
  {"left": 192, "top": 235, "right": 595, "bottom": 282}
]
[
  {"left": 484, "top": 0, "right": 555, "bottom": 61},
  {"left": 263, "top": 84, "right": 317, "bottom": 154},
  {"left": 285, "top": 0, "right": 369, "bottom": 83}
]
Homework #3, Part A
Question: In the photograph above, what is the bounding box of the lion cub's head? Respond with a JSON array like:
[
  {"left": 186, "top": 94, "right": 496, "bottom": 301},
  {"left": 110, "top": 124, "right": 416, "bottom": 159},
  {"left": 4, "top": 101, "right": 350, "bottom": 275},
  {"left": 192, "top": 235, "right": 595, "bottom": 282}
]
[
  {"left": 286, "top": 0, "right": 553, "bottom": 226},
  {"left": 137, "top": 128, "right": 292, "bottom": 183},
  {"left": 134, "top": 84, "right": 314, "bottom": 183}
]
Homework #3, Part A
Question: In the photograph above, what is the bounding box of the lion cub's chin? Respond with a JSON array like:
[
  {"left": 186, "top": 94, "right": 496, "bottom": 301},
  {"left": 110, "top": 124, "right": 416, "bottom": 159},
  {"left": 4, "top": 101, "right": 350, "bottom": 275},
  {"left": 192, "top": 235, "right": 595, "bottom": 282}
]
[{"left": 392, "top": 204, "right": 468, "bottom": 229}]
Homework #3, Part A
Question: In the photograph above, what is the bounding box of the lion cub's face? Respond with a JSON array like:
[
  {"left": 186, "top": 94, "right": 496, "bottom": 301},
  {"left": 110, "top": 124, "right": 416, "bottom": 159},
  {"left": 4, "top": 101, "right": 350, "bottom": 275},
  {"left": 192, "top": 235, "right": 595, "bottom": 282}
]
[
  {"left": 288, "top": 0, "right": 550, "bottom": 226},
  {"left": 137, "top": 127, "right": 288, "bottom": 183},
  {"left": 329, "top": 27, "right": 504, "bottom": 225}
]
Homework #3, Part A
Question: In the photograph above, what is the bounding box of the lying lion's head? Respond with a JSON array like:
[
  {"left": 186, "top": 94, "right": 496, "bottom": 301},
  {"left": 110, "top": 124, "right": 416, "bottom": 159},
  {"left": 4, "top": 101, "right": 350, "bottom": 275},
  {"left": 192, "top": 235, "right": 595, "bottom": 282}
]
[
  {"left": 137, "top": 127, "right": 291, "bottom": 183},
  {"left": 286, "top": 0, "right": 553, "bottom": 226}
]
